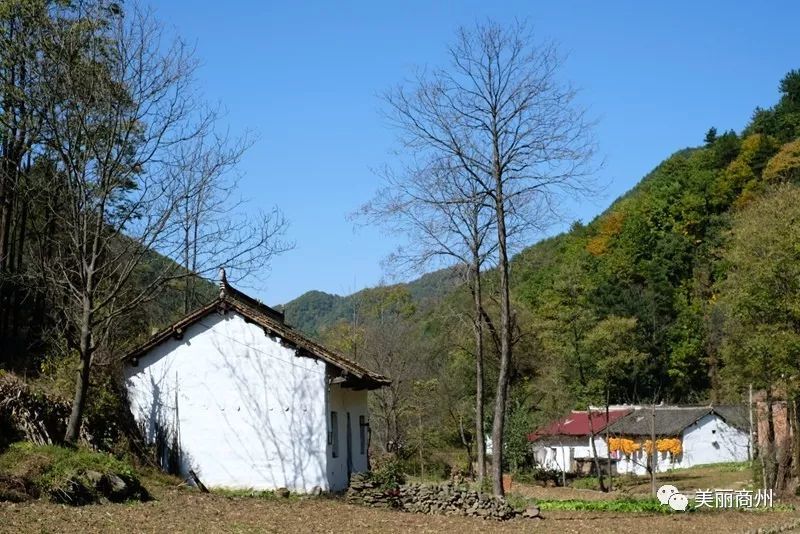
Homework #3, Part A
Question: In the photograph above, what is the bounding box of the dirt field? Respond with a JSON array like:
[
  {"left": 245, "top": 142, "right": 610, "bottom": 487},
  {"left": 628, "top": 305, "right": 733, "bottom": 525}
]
[{"left": 1, "top": 487, "right": 798, "bottom": 534}]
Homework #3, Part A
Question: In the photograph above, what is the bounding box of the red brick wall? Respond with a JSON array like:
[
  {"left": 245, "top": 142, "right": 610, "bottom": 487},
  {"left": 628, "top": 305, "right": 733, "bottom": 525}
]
[{"left": 756, "top": 400, "right": 791, "bottom": 450}]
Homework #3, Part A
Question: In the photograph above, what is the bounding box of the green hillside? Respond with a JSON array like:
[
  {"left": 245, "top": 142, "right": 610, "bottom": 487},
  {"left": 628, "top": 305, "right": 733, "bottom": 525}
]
[
  {"left": 281, "top": 267, "right": 460, "bottom": 337},
  {"left": 290, "top": 70, "right": 800, "bottom": 410}
]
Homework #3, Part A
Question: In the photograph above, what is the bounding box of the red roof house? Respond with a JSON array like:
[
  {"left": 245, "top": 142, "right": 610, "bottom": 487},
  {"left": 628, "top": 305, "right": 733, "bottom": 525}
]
[
  {"left": 529, "top": 409, "right": 632, "bottom": 442},
  {"left": 528, "top": 409, "right": 632, "bottom": 474}
]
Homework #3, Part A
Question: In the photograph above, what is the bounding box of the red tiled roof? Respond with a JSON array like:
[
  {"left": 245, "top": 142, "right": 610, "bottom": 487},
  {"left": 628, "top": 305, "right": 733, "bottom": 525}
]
[{"left": 528, "top": 409, "right": 632, "bottom": 441}]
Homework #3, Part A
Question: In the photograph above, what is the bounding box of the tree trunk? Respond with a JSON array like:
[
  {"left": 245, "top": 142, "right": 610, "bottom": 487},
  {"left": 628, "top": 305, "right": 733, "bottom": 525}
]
[
  {"left": 491, "top": 153, "right": 512, "bottom": 497},
  {"left": 793, "top": 395, "right": 800, "bottom": 483},
  {"left": 183, "top": 223, "right": 190, "bottom": 313},
  {"left": 0, "top": 164, "right": 12, "bottom": 339},
  {"left": 763, "top": 388, "right": 778, "bottom": 490},
  {"left": 455, "top": 412, "right": 474, "bottom": 477},
  {"left": 650, "top": 402, "right": 657, "bottom": 496},
  {"left": 471, "top": 260, "right": 486, "bottom": 488},
  {"left": 65, "top": 292, "right": 93, "bottom": 443},
  {"left": 587, "top": 406, "right": 607, "bottom": 491},
  {"left": 9, "top": 196, "right": 27, "bottom": 338}
]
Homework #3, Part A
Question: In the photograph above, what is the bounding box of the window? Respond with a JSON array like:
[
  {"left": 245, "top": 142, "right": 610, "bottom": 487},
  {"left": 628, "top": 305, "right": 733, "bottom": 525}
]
[
  {"left": 330, "top": 411, "right": 339, "bottom": 458},
  {"left": 359, "top": 415, "right": 366, "bottom": 455}
]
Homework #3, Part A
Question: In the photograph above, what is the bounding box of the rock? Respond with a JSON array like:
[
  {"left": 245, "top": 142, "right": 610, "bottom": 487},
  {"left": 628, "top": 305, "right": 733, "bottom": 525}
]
[
  {"left": 100, "top": 473, "right": 129, "bottom": 502},
  {"left": 83, "top": 470, "right": 104, "bottom": 486},
  {"left": 0, "top": 475, "right": 38, "bottom": 503},
  {"left": 92, "top": 472, "right": 150, "bottom": 503},
  {"left": 522, "top": 505, "right": 541, "bottom": 518},
  {"left": 50, "top": 477, "right": 97, "bottom": 506}
]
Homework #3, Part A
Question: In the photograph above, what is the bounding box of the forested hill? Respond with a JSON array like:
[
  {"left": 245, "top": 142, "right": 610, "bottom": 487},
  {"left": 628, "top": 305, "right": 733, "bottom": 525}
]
[
  {"left": 281, "top": 268, "right": 460, "bottom": 337},
  {"left": 286, "top": 70, "right": 800, "bottom": 407}
]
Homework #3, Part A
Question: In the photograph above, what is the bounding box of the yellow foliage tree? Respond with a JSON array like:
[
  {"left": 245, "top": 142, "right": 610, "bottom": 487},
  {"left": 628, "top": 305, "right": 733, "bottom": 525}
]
[
  {"left": 586, "top": 211, "right": 625, "bottom": 256},
  {"left": 763, "top": 139, "right": 800, "bottom": 182},
  {"left": 713, "top": 134, "right": 779, "bottom": 205}
]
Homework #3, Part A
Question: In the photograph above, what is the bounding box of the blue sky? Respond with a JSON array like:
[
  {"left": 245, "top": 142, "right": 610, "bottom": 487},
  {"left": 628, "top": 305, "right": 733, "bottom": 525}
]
[{"left": 154, "top": 1, "right": 799, "bottom": 305}]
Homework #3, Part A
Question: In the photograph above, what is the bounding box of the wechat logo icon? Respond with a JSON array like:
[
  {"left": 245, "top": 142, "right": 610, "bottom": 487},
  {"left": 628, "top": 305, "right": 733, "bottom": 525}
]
[{"left": 658, "top": 484, "right": 688, "bottom": 511}]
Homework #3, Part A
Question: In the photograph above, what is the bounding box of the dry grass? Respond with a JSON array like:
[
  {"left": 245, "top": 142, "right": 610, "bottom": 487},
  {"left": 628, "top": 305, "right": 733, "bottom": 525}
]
[
  {"left": 621, "top": 463, "right": 753, "bottom": 494},
  {"left": 0, "top": 484, "right": 797, "bottom": 534},
  {"left": 512, "top": 462, "right": 754, "bottom": 502}
]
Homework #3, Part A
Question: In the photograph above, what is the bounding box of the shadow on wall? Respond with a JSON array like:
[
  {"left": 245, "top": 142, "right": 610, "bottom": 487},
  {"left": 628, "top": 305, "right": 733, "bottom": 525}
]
[
  {"left": 208, "top": 317, "right": 327, "bottom": 491},
  {"left": 126, "top": 314, "right": 328, "bottom": 490},
  {"left": 132, "top": 361, "right": 195, "bottom": 480}
]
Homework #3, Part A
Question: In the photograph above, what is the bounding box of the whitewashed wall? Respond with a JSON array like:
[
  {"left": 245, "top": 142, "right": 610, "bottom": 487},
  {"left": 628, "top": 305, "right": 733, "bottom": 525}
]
[
  {"left": 326, "top": 385, "right": 369, "bottom": 491},
  {"left": 680, "top": 414, "right": 750, "bottom": 467},
  {"left": 532, "top": 436, "right": 609, "bottom": 473},
  {"left": 125, "top": 312, "right": 332, "bottom": 492},
  {"left": 615, "top": 415, "right": 750, "bottom": 476}
]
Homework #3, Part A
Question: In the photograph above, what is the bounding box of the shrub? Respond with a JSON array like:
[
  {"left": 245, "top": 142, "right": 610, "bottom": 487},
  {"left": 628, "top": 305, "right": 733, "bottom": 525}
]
[
  {"left": 425, "top": 457, "right": 451, "bottom": 481},
  {"left": 35, "top": 354, "right": 133, "bottom": 452},
  {"left": 370, "top": 454, "right": 406, "bottom": 491},
  {"left": 531, "top": 466, "right": 564, "bottom": 486}
]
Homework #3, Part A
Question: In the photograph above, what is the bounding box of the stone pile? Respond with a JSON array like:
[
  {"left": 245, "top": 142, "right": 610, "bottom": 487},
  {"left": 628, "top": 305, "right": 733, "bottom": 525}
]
[
  {"left": 346, "top": 472, "right": 398, "bottom": 508},
  {"left": 347, "top": 474, "right": 541, "bottom": 521},
  {"left": 0, "top": 468, "right": 151, "bottom": 506}
]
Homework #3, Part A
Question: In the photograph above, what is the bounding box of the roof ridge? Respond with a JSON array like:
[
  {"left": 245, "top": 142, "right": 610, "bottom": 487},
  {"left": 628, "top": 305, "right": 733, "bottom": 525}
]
[{"left": 122, "top": 282, "right": 389, "bottom": 389}]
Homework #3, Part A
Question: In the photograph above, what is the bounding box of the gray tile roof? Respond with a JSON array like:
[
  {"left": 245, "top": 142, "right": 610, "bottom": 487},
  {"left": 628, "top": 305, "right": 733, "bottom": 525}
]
[
  {"left": 122, "top": 278, "right": 391, "bottom": 389},
  {"left": 606, "top": 405, "right": 748, "bottom": 436}
]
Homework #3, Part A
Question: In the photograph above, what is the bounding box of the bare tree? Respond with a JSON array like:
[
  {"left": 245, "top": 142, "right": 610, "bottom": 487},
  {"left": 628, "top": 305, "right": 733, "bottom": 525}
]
[
  {"left": 170, "top": 130, "right": 292, "bottom": 312},
  {"left": 384, "top": 20, "right": 597, "bottom": 495},
  {"left": 0, "top": 0, "right": 48, "bottom": 345},
  {"left": 324, "top": 285, "right": 431, "bottom": 454},
  {"left": 359, "top": 157, "right": 496, "bottom": 485},
  {"left": 29, "top": 2, "right": 288, "bottom": 443}
]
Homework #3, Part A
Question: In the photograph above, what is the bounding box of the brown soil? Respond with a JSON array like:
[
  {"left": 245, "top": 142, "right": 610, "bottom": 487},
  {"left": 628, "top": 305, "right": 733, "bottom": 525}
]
[{"left": 0, "top": 486, "right": 797, "bottom": 534}]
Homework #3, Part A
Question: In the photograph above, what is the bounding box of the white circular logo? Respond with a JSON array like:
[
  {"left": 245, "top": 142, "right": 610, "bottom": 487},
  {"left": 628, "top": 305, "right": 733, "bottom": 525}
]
[
  {"left": 657, "top": 484, "right": 679, "bottom": 505},
  {"left": 658, "top": 484, "right": 688, "bottom": 511},
  {"left": 668, "top": 493, "right": 689, "bottom": 511}
]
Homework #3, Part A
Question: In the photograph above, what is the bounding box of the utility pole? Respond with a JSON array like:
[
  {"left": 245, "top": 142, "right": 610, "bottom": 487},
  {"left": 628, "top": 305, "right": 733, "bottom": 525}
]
[
  {"left": 606, "top": 392, "right": 613, "bottom": 492},
  {"left": 650, "top": 402, "right": 657, "bottom": 497},
  {"left": 748, "top": 383, "right": 754, "bottom": 462},
  {"left": 587, "top": 406, "right": 606, "bottom": 491}
]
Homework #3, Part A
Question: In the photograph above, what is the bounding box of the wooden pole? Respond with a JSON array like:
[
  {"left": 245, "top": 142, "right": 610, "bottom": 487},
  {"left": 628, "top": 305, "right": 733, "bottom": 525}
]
[
  {"left": 650, "top": 402, "right": 657, "bottom": 497},
  {"left": 749, "top": 383, "right": 754, "bottom": 462},
  {"left": 606, "top": 391, "right": 613, "bottom": 492},
  {"left": 189, "top": 470, "right": 209, "bottom": 493},
  {"left": 587, "top": 406, "right": 606, "bottom": 491},
  {"left": 557, "top": 420, "right": 567, "bottom": 487}
]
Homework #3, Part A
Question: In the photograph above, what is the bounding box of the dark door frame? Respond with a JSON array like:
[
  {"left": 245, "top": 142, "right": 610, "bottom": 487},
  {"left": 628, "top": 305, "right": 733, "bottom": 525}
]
[{"left": 346, "top": 412, "right": 353, "bottom": 480}]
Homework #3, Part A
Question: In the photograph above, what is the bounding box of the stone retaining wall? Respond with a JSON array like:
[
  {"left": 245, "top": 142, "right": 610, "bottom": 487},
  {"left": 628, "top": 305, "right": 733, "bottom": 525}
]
[{"left": 346, "top": 473, "right": 540, "bottom": 521}]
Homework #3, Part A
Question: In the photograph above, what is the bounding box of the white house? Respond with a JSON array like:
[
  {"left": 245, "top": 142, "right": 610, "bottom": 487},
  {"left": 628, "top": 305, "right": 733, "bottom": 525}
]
[
  {"left": 607, "top": 406, "right": 750, "bottom": 476},
  {"left": 529, "top": 409, "right": 632, "bottom": 474},
  {"left": 122, "top": 274, "right": 389, "bottom": 493}
]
